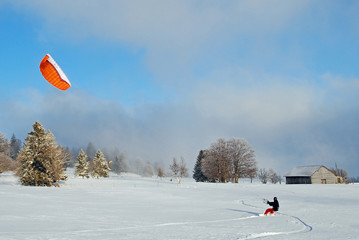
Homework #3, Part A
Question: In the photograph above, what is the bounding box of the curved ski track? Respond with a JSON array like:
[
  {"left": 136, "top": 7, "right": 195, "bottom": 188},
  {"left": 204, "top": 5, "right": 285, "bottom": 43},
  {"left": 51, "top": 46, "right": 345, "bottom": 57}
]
[{"left": 237, "top": 200, "right": 313, "bottom": 239}]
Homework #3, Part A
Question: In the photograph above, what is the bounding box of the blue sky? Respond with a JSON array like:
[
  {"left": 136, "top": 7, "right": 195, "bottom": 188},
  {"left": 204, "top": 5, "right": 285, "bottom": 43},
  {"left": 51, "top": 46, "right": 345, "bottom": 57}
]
[{"left": 1, "top": 0, "right": 359, "bottom": 176}]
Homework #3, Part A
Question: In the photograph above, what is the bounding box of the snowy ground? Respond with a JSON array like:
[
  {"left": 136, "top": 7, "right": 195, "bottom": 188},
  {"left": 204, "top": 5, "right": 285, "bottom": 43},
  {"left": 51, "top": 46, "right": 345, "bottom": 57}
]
[{"left": 1, "top": 169, "right": 358, "bottom": 240}]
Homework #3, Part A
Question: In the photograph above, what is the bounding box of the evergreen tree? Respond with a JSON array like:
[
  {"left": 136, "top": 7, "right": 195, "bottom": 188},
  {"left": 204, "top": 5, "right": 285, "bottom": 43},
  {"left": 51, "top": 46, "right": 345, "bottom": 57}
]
[
  {"left": 10, "top": 134, "right": 21, "bottom": 161},
  {"left": 193, "top": 150, "right": 208, "bottom": 182},
  {"left": 86, "top": 142, "right": 97, "bottom": 161},
  {"left": 74, "top": 149, "right": 89, "bottom": 179},
  {"left": 90, "top": 150, "right": 109, "bottom": 178},
  {"left": 16, "top": 121, "right": 67, "bottom": 186},
  {"left": 62, "top": 146, "right": 75, "bottom": 168}
]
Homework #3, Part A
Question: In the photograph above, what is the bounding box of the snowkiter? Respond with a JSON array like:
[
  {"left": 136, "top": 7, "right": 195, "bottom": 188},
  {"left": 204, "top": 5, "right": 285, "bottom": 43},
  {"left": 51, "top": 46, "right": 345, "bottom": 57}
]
[{"left": 264, "top": 197, "right": 279, "bottom": 215}]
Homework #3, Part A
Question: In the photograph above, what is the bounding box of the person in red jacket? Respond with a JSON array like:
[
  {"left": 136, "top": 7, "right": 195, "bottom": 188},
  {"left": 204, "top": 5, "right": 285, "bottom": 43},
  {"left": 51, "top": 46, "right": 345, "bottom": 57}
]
[{"left": 264, "top": 197, "right": 279, "bottom": 215}]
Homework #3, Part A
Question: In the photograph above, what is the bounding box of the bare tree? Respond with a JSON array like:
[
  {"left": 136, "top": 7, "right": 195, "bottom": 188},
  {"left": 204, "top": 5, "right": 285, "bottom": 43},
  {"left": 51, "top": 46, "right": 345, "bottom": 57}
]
[
  {"left": 170, "top": 157, "right": 188, "bottom": 184},
  {"left": 247, "top": 167, "right": 257, "bottom": 183},
  {"left": 170, "top": 157, "right": 180, "bottom": 182},
  {"left": 331, "top": 163, "right": 349, "bottom": 182},
  {"left": 157, "top": 166, "right": 165, "bottom": 178},
  {"left": 268, "top": 169, "right": 281, "bottom": 184},
  {"left": 227, "top": 138, "right": 257, "bottom": 183},
  {"left": 201, "top": 138, "right": 230, "bottom": 183},
  {"left": 258, "top": 168, "right": 269, "bottom": 184},
  {"left": 201, "top": 138, "right": 257, "bottom": 183},
  {"left": 179, "top": 157, "right": 189, "bottom": 178}
]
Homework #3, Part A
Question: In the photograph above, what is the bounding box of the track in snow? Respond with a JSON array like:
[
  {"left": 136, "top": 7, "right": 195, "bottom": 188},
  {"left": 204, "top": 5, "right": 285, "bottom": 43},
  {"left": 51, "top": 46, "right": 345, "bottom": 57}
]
[{"left": 236, "top": 200, "right": 313, "bottom": 239}]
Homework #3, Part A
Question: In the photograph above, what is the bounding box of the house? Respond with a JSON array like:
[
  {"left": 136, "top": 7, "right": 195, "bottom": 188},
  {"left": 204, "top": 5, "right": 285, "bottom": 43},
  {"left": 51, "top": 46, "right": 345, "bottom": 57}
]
[{"left": 285, "top": 165, "right": 340, "bottom": 184}]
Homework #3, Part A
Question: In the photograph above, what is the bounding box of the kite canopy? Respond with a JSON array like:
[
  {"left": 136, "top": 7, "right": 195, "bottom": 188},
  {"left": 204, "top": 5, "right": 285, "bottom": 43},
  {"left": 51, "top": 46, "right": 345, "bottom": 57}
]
[{"left": 39, "top": 54, "right": 71, "bottom": 90}]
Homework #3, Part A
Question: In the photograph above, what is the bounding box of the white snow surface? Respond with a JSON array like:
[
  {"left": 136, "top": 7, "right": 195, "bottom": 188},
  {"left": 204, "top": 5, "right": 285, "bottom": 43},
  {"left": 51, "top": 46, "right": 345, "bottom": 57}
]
[{"left": 1, "top": 169, "right": 358, "bottom": 240}]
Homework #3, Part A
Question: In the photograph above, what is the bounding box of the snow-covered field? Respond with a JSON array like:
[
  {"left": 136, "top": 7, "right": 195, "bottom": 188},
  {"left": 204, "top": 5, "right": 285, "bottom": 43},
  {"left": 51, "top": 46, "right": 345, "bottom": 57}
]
[{"left": 1, "top": 169, "right": 358, "bottom": 240}]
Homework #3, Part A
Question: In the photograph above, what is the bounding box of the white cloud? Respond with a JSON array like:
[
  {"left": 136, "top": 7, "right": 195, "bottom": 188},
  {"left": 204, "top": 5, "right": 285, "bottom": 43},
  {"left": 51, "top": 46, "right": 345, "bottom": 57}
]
[
  {"left": 8, "top": 0, "right": 314, "bottom": 81},
  {"left": 2, "top": 1, "right": 359, "bottom": 176},
  {"left": 2, "top": 71, "right": 359, "bottom": 176}
]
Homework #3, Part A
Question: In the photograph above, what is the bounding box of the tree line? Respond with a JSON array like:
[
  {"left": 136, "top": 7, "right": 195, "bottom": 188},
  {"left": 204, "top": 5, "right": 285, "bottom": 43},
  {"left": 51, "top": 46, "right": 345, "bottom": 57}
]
[
  {"left": 2, "top": 121, "right": 354, "bottom": 186},
  {"left": 0, "top": 122, "right": 282, "bottom": 186},
  {"left": 0, "top": 121, "right": 190, "bottom": 186}
]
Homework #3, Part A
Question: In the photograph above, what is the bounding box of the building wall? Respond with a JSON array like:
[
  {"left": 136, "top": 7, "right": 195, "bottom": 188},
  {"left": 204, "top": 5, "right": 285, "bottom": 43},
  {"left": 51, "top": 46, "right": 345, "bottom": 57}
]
[
  {"left": 311, "top": 166, "right": 337, "bottom": 184},
  {"left": 286, "top": 176, "right": 311, "bottom": 184}
]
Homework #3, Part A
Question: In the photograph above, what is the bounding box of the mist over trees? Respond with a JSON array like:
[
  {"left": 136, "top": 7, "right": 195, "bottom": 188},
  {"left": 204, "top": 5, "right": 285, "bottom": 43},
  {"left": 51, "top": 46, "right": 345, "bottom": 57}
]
[
  {"left": 3, "top": 123, "right": 355, "bottom": 185},
  {"left": 111, "top": 153, "right": 129, "bottom": 174},
  {"left": 85, "top": 142, "right": 97, "bottom": 161}
]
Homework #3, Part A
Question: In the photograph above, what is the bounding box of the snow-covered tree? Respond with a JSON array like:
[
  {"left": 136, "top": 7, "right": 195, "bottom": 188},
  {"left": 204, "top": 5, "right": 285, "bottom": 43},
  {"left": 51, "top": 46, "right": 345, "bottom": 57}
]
[
  {"left": 74, "top": 149, "right": 89, "bottom": 179},
  {"left": 0, "top": 153, "right": 16, "bottom": 173},
  {"left": 16, "top": 121, "right": 67, "bottom": 187},
  {"left": 0, "top": 133, "right": 14, "bottom": 173},
  {"left": 0, "top": 133, "right": 10, "bottom": 156},
  {"left": 62, "top": 147, "right": 75, "bottom": 168},
  {"left": 90, "top": 150, "right": 109, "bottom": 178}
]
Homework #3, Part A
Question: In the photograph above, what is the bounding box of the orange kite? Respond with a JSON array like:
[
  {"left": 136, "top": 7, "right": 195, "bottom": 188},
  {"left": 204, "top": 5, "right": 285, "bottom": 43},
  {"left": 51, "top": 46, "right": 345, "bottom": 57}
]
[{"left": 39, "top": 54, "right": 71, "bottom": 90}]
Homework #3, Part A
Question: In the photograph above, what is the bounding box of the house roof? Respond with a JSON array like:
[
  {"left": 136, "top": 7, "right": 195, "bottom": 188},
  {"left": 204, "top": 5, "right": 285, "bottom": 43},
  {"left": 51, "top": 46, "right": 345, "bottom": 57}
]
[{"left": 285, "top": 165, "right": 323, "bottom": 177}]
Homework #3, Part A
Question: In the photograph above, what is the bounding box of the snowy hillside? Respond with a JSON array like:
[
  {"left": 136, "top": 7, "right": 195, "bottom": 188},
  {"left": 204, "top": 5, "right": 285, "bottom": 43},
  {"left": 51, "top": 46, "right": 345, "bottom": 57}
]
[{"left": 1, "top": 169, "right": 358, "bottom": 240}]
